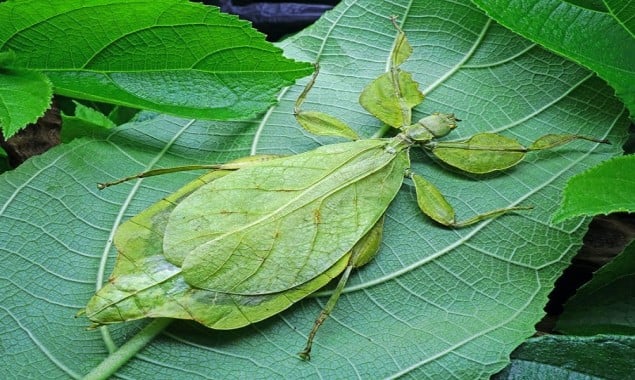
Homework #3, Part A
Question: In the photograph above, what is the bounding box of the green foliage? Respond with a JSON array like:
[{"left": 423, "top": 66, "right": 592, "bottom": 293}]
[
  {"left": 556, "top": 239, "right": 635, "bottom": 335},
  {"left": 553, "top": 155, "right": 635, "bottom": 222},
  {"left": 495, "top": 334, "right": 635, "bottom": 380},
  {"left": 460, "top": 8, "right": 634, "bottom": 377},
  {"left": 472, "top": 0, "right": 635, "bottom": 116},
  {"left": 61, "top": 102, "right": 116, "bottom": 141},
  {"left": 0, "top": 0, "right": 630, "bottom": 378},
  {"left": 0, "top": 0, "right": 312, "bottom": 138},
  {"left": 0, "top": 68, "right": 52, "bottom": 137},
  {"left": 499, "top": 240, "right": 635, "bottom": 379}
]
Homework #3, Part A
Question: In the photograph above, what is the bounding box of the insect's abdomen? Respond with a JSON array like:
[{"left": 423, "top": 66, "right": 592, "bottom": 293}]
[{"left": 166, "top": 139, "right": 409, "bottom": 295}]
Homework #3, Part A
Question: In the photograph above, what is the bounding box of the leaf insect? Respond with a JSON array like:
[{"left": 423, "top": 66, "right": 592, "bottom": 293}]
[{"left": 84, "top": 21, "right": 609, "bottom": 360}]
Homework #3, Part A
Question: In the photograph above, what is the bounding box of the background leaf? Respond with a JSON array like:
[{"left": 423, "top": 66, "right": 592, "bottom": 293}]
[
  {"left": 605, "top": 0, "right": 635, "bottom": 37},
  {"left": 552, "top": 155, "right": 635, "bottom": 222},
  {"left": 555, "top": 239, "right": 635, "bottom": 336},
  {"left": 494, "top": 334, "right": 635, "bottom": 380},
  {"left": 61, "top": 102, "right": 116, "bottom": 142},
  {"left": 0, "top": 0, "right": 629, "bottom": 378},
  {"left": 0, "top": 68, "right": 52, "bottom": 138},
  {"left": 0, "top": 0, "right": 312, "bottom": 128},
  {"left": 471, "top": 0, "right": 635, "bottom": 116}
]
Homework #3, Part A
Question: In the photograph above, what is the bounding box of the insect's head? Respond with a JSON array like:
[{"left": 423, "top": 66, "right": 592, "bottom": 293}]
[{"left": 403, "top": 113, "right": 459, "bottom": 143}]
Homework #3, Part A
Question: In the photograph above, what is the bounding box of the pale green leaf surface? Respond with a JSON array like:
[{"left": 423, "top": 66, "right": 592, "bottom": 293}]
[
  {"left": 552, "top": 155, "right": 635, "bottom": 222},
  {"left": 0, "top": 68, "right": 52, "bottom": 138},
  {"left": 471, "top": 0, "right": 635, "bottom": 116},
  {"left": 494, "top": 334, "right": 635, "bottom": 380},
  {"left": 555, "top": 239, "right": 635, "bottom": 335},
  {"left": 0, "top": 0, "right": 312, "bottom": 123},
  {"left": 0, "top": 0, "right": 630, "bottom": 378},
  {"left": 295, "top": 111, "right": 360, "bottom": 140}
]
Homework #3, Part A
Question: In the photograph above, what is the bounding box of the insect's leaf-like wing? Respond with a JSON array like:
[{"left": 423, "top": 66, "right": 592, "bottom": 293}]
[
  {"left": 166, "top": 139, "right": 409, "bottom": 295},
  {"left": 86, "top": 168, "right": 351, "bottom": 329},
  {"left": 295, "top": 111, "right": 360, "bottom": 140}
]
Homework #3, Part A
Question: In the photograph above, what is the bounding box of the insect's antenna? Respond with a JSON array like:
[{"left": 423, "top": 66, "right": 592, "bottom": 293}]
[{"left": 97, "top": 164, "right": 226, "bottom": 189}]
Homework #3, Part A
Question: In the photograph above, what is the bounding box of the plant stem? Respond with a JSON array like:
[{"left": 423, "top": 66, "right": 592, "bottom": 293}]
[{"left": 82, "top": 319, "right": 172, "bottom": 380}]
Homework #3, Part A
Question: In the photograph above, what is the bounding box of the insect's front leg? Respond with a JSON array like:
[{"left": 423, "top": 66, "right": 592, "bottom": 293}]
[
  {"left": 411, "top": 174, "right": 531, "bottom": 228},
  {"left": 97, "top": 154, "right": 281, "bottom": 189},
  {"left": 293, "top": 64, "right": 359, "bottom": 140}
]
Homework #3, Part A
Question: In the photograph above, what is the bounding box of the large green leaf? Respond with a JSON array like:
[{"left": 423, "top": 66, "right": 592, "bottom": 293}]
[
  {"left": 0, "top": 68, "right": 52, "bottom": 138},
  {"left": 471, "top": 0, "right": 635, "bottom": 116},
  {"left": 0, "top": 0, "right": 629, "bottom": 378},
  {"left": 0, "top": 0, "right": 312, "bottom": 128}
]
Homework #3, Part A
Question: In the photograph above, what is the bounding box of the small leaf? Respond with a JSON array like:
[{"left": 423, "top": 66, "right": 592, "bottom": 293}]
[
  {"left": 552, "top": 155, "right": 635, "bottom": 223},
  {"left": 391, "top": 27, "right": 413, "bottom": 67},
  {"left": 296, "top": 111, "right": 360, "bottom": 140},
  {"left": 359, "top": 71, "right": 424, "bottom": 128},
  {"left": 0, "top": 68, "right": 52, "bottom": 138},
  {"left": 61, "top": 102, "right": 116, "bottom": 142},
  {"left": 430, "top": 133, "right": 525, "bottom": 174}
]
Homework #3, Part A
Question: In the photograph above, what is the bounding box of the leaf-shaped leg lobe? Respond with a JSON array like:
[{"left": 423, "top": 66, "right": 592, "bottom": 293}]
[{"left": 168, "top": 139, "right": 410, "bottom": 296}]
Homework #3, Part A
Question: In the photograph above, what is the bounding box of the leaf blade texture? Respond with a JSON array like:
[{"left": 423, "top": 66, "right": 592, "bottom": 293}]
[
  {"left": 0, "top": 68, "right": 52, "bottom": 138},
  {"left": 472, "top": 0, "right": 635, "bottom": 117},
  {"left": 0, "top": 0, "right": 313, "bottom": 123}
]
